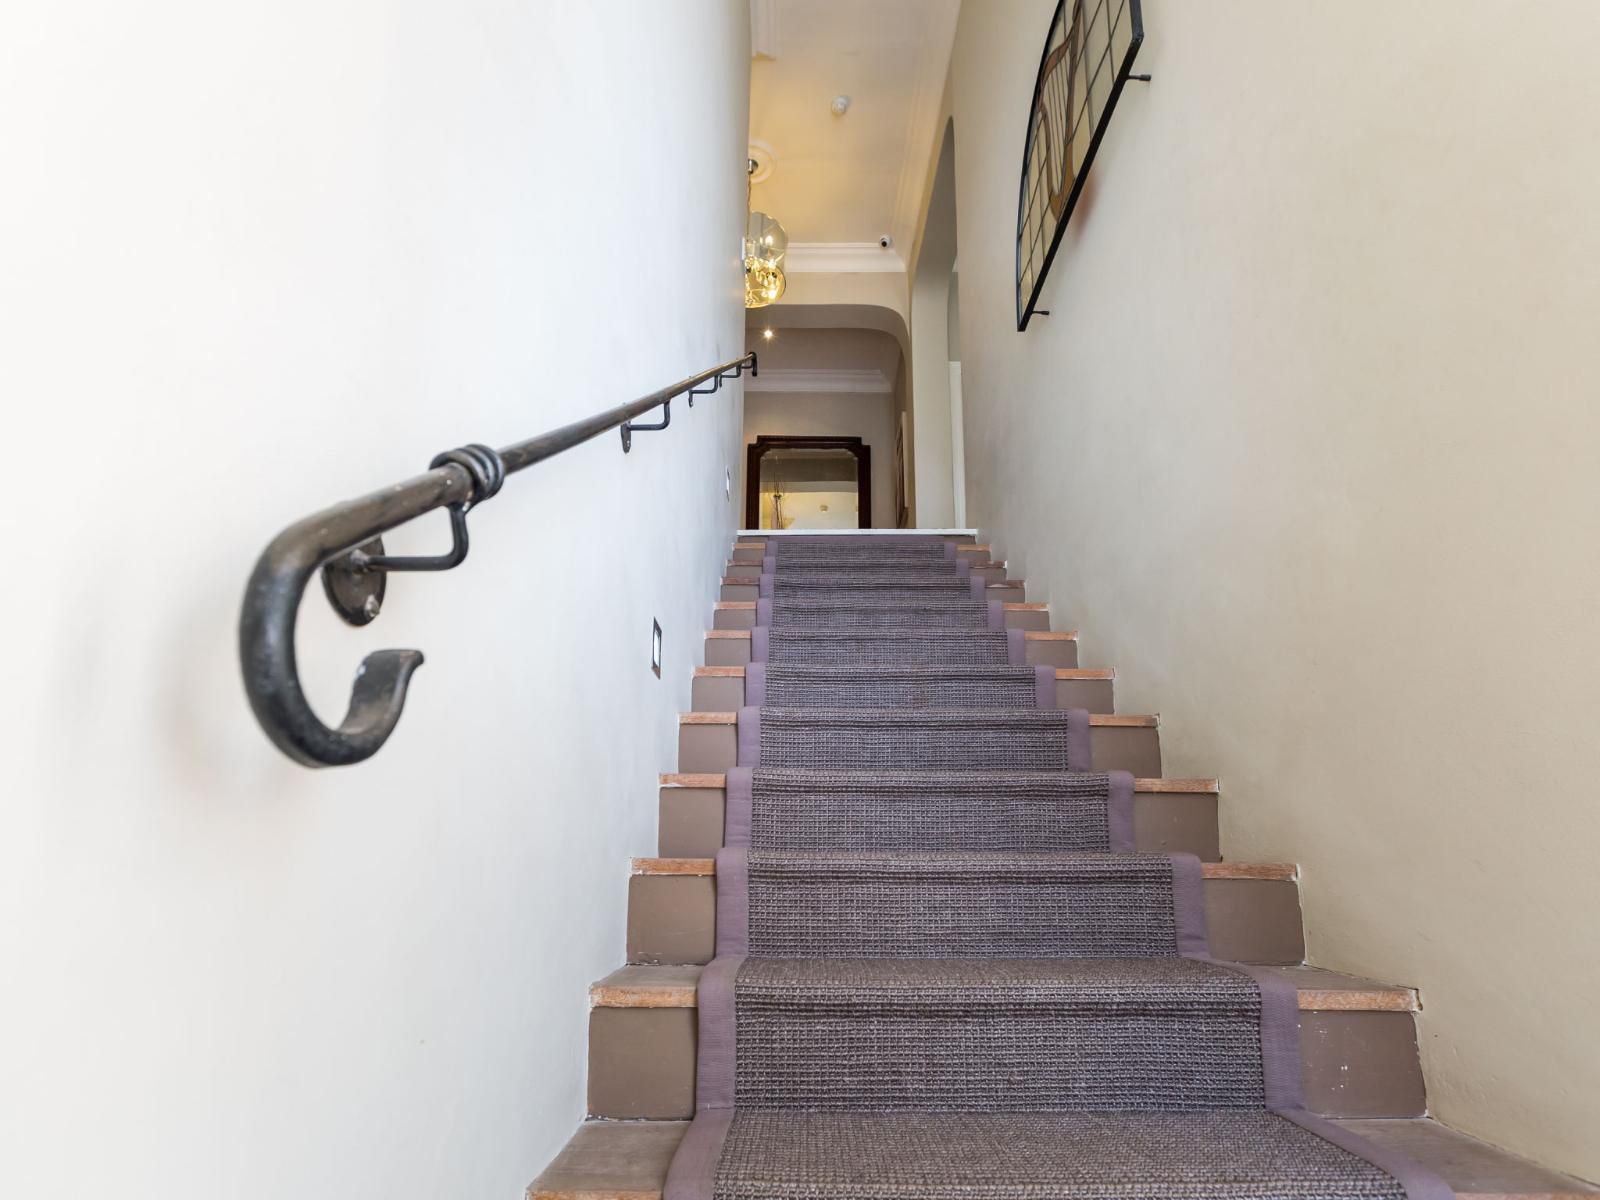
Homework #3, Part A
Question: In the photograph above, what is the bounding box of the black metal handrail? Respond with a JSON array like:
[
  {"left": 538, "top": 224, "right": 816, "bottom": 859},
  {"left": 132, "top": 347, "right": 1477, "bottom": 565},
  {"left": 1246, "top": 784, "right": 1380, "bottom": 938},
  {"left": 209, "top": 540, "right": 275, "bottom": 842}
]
[{"left": 239, "top": 350, "right": 756, "bottom": 768}]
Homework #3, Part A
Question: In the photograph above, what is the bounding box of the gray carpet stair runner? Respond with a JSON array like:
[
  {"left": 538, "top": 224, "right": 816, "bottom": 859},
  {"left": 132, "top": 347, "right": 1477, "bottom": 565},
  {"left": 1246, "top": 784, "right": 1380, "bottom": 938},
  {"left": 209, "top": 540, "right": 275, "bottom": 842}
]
[
  {"left": 747, "top": 663, "right": 1055, "bottom": 708},
  {"left": 722, "top": 850, "right": 1201, "bottom": 959},
  {"left": 752, "top": 627, "right": 1026, "bottom": 665},
  {"left": 761, "top": 570, "right": 980, "bottom": 589},
  {"left": 668, "top": 535, "right": 1450, "bottom": 1200},
  {"left": 743, "top": 707, "right": 1092, "bottom": 773},
  {"left": 760, "top": 537, "right": 958, "bottom": 569},
  {"left": 759, "top": 597, "right": 1002, "bottom": 630},
  {"left": 725, "top": 768, "right": 1134, "bottom": 853}
]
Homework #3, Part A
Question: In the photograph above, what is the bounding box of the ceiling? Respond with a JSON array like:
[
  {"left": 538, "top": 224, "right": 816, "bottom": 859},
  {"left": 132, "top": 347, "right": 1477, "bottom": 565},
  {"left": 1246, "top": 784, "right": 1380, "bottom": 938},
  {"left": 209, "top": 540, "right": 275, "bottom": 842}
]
[{"left": 749, "top": 0, "right": 960, "bottom": 269}]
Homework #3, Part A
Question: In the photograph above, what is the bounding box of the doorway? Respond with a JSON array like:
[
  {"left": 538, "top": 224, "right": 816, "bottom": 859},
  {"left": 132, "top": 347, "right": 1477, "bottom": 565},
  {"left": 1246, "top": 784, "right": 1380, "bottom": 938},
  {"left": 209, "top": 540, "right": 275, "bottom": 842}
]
[{"left": 745, "top": 436, "right": 872, "bottom": 529}]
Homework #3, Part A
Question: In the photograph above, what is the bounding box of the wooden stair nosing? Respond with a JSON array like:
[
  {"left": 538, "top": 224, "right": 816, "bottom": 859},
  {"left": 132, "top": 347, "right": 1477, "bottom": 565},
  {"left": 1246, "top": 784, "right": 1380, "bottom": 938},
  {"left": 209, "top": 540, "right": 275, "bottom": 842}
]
[
  {"left": 721, "top": 576, "right": 1024, "bottom": 588},
  {"left": 715, "top": 599, "right": 1041, "bottom": 611},
  {"left": 692, "top": 665, "right": 1114, "bottom": 680},
  {"left": 659, "top": 772, "right": 1219, "bottom": 794},
  {"left": 589, "top": 963, "right": 1418, "bottom": 1013},
  {"left": 729, "top": 560, "right": 1011, "bottom": 569},
  {"left": 630, "top": 856, "right": 1295, "bottom": 881},
  {"left": 678, "top": 711, "right": 1156, "bottom": 727},
  {"left": 703, "top": 628, "right": 1080, "bottom": 641}
]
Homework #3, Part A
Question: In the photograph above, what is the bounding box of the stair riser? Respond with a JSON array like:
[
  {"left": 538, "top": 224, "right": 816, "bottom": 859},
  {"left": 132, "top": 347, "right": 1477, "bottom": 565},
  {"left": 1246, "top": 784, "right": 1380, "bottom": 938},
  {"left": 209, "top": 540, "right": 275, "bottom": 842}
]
[
  {"left": 703, "top": 634, "right": 1079, "bottom": 668},
  {"left": 625, "top": 874, "right": 1303, "bottom": 967},
  {"left": 585, "top": 1005, "right": 1423, "bottom": 1122},
  {"left": 731, "top": 540, "right": 986, "bottom": 565},
  {"left": 727, "top": 560, "right": 1010, "bottom": 584},
  {"left": 712, "top": 606, "right": 1047, "bottom": 632},
  {"left": 721, "top": 581, "right": 1025, "bottom": 602},
  {"left": 731, "top": 546, "right": 989, "bottom": 563},
  {"left": 678, "top": 722, "right": 1160, "bottom": 776},
  {"left": 658, "top": 785, "right": 1221, "bottom": 861},
  {"left": 690, "top": 675, "right": 1114, "bottom": 714}
]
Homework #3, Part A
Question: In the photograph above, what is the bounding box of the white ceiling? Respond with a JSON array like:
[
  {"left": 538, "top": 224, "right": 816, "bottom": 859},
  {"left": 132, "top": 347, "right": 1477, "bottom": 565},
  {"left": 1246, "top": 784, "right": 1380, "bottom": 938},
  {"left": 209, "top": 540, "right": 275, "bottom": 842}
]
[{"left": 749, "top": 0, "right": 960, "bottom": 268}]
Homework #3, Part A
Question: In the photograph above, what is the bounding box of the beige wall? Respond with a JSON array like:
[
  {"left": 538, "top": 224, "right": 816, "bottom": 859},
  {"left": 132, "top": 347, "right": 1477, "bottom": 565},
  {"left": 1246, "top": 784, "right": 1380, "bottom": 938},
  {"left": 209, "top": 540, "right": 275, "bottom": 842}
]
[
  {"left": 0, "top": 1, "right": 749, "bottom": 1195},
  {"left": 942, "top": 0, "right": 1600, "bottom": 1180}
]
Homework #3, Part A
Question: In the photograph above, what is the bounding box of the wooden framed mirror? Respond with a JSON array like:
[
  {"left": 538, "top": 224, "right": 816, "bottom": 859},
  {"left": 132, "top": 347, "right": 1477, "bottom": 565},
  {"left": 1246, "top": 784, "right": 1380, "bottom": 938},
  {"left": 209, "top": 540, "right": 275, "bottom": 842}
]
[{"left": 745, "top": 435, "right": 872, "bottom": 530}]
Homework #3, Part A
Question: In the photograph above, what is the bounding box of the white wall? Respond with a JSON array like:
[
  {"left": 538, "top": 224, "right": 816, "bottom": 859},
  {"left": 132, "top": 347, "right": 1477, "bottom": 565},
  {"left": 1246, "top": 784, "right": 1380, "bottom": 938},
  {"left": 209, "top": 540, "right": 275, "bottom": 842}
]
[
  {"left": 0, "top": 2, "right": 749, "bottom": 1196},
  {"left": 941, "top": 0, "right": 1600, "bottom": 1180}
]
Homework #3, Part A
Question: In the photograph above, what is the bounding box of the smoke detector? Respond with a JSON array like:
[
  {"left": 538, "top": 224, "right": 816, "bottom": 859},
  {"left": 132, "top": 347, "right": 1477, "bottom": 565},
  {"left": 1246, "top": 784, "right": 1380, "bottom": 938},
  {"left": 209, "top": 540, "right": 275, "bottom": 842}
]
[{"left": 831, "top": 95, "right": 852, "bottom": 117}]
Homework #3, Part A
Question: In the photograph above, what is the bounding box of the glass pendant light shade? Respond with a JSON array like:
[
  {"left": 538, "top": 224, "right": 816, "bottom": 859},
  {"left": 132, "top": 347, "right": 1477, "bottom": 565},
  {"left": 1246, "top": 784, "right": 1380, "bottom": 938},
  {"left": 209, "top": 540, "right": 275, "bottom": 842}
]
[
  {"left": 745, "top": 261, "right": 786, "bottom": 307},
  {"left": 745, "top": 212, "right": 788, "bottom": 267},
  {"left": 744, "top": 211, "right": 788, "bottom": 309}
]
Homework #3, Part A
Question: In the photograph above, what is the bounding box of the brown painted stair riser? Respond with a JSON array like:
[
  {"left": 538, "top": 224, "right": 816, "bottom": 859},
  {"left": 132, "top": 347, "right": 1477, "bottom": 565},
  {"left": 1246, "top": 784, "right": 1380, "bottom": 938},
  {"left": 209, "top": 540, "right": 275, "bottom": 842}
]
[
  {"left": 626, "top": 860, "right": 1305, "bottom": 968},
  {"left": 724, "top": 558, "right": 1012, "bottom": 585},
  {"left": 678, "top": 711, "right": 1162, "bottom": 777},
  {"left": 658, "top": 774, "right": 1220, "bottom": 860},
  {"left": 730, "top": 537, "right": 986, "bottom": 564},
  {"left": 721, "top": 578, "right": 1025, "bottom": 602},
  {"left": 704, "top": 628, "right": 1081, "bottom": 668},
  {"left": 713, "top": 600, "right": 1050, "bottom": 632},
  {"left": 692, "top": 665, "right": 1114, "bottom": 713}
]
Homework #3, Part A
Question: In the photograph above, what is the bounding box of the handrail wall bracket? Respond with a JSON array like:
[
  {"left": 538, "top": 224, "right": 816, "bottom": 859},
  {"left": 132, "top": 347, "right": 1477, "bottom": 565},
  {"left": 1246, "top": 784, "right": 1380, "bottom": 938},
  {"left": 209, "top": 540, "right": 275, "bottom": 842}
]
[
  {"left": 239, "top": 351, "right": 755, "bottom": 767},
  {"left": 621, "top": 357, "right": 754, "bottom": 452},
  {"left": 320, "top": 443, "right": 506, "bottom": 624}
]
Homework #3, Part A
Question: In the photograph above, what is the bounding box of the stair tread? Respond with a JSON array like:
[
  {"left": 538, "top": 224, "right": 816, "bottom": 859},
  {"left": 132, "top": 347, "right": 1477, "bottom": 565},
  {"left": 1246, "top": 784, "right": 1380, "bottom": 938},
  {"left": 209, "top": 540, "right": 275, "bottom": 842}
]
[
  {"left": 631, "top": 856, "right": 1295, "bottom": 880},
  {"left": 679, "top": 710, "right": 1156, "bottom": 726},
  {"left": 720, "top": 598, "right": 1036, "bottom": 608},
  {"left": 729, "top": 563, "right": 1011, "bottom": 569},
  {"left": 529, "top": 1117, "right": 1597, "bottom": 1200},
  {"left": 734, "top": 531, "right": 980, "bottom": 538},
  {"left": 659, "top": 772, "right": 1217, "bottom": 792},
  {"left": 590, "top": 963, "right": 1415, "bottom": 1012},
  {"left": 703, "top": 628, "right": 1080, "bottom": 640},
  {"left": 694, "top": 665, "right": 1114, "bottom": 680}
]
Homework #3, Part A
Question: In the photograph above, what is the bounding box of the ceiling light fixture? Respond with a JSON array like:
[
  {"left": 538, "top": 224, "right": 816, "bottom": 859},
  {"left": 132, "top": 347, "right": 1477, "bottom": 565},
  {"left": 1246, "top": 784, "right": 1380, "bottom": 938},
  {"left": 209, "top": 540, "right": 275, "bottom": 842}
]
[
  {"left": 763, "top": 329, "right": 775, "bottom": 340},
  {"left": 744, "top": 160, "right": 788, "bottom": 310}
]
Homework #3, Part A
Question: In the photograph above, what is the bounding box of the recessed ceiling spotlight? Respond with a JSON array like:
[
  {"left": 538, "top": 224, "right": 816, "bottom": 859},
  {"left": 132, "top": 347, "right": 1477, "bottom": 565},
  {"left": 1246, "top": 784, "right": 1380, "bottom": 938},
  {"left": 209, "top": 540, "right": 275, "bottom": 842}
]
[
  {"left": 762, "top": 329, "right": 775, "bottom": 340},
  {"left": 831, "top": 95, "right": 851, "bottom": 117}
]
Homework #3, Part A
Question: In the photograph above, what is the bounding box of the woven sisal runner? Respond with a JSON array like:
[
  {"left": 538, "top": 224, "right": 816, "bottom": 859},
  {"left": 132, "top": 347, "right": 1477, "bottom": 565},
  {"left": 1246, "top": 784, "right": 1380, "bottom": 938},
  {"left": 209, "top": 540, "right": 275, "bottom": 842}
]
[{"left": 667, "top": 534, "right": 1451, "bottom": 1200}]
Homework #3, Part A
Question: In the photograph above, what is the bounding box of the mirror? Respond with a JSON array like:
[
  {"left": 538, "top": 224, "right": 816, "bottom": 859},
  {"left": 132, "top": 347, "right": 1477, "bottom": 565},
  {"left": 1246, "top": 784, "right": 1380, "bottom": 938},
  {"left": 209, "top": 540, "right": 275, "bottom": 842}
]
[{"left": 745, "top": 436, "right": 872, "bottom": 529}]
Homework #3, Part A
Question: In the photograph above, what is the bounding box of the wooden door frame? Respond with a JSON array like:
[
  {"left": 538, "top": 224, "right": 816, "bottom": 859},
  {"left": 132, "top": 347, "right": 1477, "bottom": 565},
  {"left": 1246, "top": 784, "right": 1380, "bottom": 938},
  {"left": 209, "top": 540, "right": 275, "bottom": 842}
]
[{"left": 745, "top": 435, "right": 872, "bottom": 529}]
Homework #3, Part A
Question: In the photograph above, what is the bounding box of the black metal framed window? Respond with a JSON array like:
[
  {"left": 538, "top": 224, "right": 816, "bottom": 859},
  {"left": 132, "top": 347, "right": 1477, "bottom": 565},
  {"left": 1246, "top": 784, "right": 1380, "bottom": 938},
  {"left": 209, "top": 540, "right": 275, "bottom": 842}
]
[{"left": 1015, "top": 0, "right": 1144, "bottom": 331}]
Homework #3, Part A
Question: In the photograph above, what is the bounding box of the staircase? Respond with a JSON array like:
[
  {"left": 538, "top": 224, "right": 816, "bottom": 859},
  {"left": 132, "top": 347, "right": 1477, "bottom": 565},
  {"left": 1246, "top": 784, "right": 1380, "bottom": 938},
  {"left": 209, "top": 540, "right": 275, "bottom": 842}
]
[{"left": 531, "top": 532, "right": 1596, "bottom": 1200}]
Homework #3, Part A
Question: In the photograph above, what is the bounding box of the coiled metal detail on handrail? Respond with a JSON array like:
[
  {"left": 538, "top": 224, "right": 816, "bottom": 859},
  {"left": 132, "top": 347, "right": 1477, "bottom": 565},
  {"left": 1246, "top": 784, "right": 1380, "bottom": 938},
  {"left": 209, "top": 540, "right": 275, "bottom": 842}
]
[{"left": 238, "top": 351, "right": 754, "bottom": 767}]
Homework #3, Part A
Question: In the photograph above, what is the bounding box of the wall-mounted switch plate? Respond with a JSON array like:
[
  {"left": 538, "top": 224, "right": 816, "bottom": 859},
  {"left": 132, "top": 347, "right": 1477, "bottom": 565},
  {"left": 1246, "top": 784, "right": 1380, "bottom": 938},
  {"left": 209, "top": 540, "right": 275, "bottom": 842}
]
[{"left": 651, "top": 619, "right": 663, "bottom": 677}]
